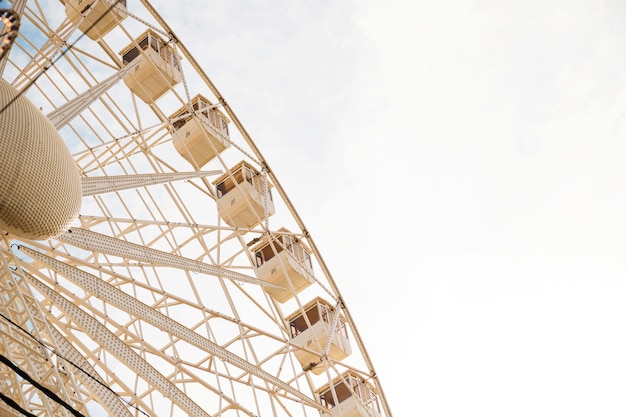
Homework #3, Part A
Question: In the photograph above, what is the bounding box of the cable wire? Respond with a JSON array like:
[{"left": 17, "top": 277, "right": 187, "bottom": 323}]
[
  {"left": 0, "top": 352, "right": 86, "bottom": 417},
  {"left": 0, "top": 390, "right": 38, "bottom": 417},
  {"left": 0, "top": 309, "right": 149, "bottom": 417}
]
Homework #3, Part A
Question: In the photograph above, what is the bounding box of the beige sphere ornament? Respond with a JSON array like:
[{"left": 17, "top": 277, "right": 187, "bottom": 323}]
[{"left": 0, "top": 77, "right": 82, "bottom": 240}]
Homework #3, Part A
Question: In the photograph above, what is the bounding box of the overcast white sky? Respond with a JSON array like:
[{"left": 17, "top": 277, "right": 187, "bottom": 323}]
[{"left": 155, "top": 1, "right": 626, "bottom": 416}]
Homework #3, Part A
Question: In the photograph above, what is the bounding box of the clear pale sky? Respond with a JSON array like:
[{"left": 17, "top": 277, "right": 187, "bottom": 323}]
[{"left": 156, "top": 1, "right": 626, "bottom": 415}]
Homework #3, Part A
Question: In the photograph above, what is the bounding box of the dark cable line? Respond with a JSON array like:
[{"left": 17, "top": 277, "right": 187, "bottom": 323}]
[
  {"left": 0, "top": 310, "right": 116, "bottom": 394},
  {"left": 0, "top": 310, "right": 150, "bottom": 417},
  {"left": 0, "top": 352, "right": 87, "bottom": 417},
  {"left": 0, "top": 390, "right": 38, "bottom": 417}
]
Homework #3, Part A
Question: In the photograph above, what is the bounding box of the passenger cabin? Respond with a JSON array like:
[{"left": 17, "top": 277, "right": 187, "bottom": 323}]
[
  {"left": 169, "top": 95, "right": 231, "bottom": 168},
  {"left": 213, "top": 161, "right": 275, "bottom": 229},
  {"left": 252, "top": 228, "right": 314, "bottom": 303},
  {"left": 65, "top": 0, "right": 127, "bottom": 40},
  {"left": 120, "top": 30, "right": 182, "bottom": 103},
  {"left": 316, "top": 372, "right": 382, "bottom": 417},
  {"left": 286, "top": 297, "right": 351, "bottom": 374}
]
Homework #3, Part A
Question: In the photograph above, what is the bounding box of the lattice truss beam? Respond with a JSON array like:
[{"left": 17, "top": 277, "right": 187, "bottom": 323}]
[{"left": 0, "top": 239, "right": 90, "bottom": 417}]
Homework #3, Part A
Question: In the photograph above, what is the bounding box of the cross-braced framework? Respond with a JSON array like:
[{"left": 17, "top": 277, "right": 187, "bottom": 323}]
[{"left": 0, "top": 1, "right": 392, "bottom": 416}]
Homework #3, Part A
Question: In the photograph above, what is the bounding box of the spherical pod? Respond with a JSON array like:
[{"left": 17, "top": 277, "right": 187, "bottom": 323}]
[{"left": 0, "top": 78, "right": 81, "bottom": 240}]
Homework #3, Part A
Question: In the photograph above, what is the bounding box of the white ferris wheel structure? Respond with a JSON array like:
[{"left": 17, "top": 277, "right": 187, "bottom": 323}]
[{"left": 0, "top": 1, "right": 393, "bottom": 417}]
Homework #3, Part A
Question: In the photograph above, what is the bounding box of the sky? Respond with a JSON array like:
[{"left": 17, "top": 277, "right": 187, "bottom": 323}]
[{"left": 156, "top": 1, "right": 626, "bottom": 416}]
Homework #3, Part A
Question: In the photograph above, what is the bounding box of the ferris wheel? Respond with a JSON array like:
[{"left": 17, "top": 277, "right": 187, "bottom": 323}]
[{"left": 0, "top": 1, "right": 392, "bottom": 416}]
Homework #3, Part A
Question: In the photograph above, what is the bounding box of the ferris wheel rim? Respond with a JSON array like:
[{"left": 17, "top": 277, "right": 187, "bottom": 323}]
[{"left": 0, "top": 1, "right": 393, "bottom": 416}]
